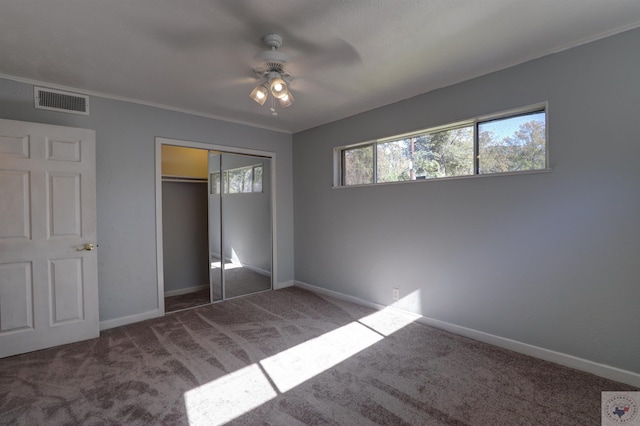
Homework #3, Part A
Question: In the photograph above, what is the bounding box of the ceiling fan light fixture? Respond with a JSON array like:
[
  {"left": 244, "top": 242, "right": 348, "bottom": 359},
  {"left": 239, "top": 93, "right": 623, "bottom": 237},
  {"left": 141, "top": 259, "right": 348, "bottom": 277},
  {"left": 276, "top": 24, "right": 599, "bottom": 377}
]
[
  {"left": 278, "top": 90, "right": 294, "bottom": 108},
  {"left": 270, "top": 77, "right": 288, "bottom": 99},
  {"left": 249, "top": 84, "right": 269, "bottom": 105},
  {"left": 249, "top": 34, "right": 297, "bottom": 115}
]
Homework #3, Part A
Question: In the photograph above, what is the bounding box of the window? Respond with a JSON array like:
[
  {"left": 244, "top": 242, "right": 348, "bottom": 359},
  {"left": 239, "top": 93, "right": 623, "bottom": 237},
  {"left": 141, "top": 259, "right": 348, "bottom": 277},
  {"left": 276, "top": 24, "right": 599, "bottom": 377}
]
[
  {"left": 478, "top": 111, "right": 546, "bottom": 174},
  {"left": 252, "top": 165, "right": 263, "bottom": 192},
  {"left": 210, "top": 171, "right": 221, "bottom": 194},
  {"left": 377, "top": 125, "right": 474, "bottom": 182},
  {"left": 342, "top": 144, "right": 374, "bottom": 185},
  {"left": 337, "top": 106, "right": 547, "bottom": 187},
  {"left": 210, "top": 164, "right": 264, "bottom": 194}
]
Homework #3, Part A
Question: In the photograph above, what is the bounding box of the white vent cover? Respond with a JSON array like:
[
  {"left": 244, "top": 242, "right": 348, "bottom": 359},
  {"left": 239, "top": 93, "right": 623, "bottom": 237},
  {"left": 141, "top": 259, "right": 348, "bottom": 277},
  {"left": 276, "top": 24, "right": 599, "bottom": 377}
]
[{"left": 34, "top": 87, "right": 90, "bottom": 115}]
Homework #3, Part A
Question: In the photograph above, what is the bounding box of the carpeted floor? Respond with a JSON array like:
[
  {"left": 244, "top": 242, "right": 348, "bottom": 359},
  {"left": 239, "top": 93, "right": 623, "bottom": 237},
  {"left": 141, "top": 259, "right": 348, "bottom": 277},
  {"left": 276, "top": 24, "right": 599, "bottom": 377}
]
[
  {"left": 0, "top": 287, "right": 636, "bottom": 425},
  {"left": 165, "top": 289, "right": 211, "bottom": 313}
]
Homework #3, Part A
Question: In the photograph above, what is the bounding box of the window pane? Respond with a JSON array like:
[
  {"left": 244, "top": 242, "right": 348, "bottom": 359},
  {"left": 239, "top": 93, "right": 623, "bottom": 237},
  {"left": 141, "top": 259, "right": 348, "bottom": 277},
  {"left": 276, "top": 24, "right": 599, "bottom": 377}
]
[
  {"left": 242, "top": 168, "right": 252, "bottom": 193},
  {"left": 377, "top": 139, "right": 412, "bottom": 183},
  {"left": 412, "top": 126, "right": 474, "bottom": 179},
  {"left": 478, "top": 111, "right": 546, "bottom": 174},
  {"left": 227, "top": 170, "right": 243, "bottom": 193},
  {"left": 343, "top": 145, "right": 373, "bottom": 185},
  {"left": 210, "top": 172, "right": 220, "bottom": 194},
  {"left": 253, "top": 166, "right": 263, "bottom": 192}
]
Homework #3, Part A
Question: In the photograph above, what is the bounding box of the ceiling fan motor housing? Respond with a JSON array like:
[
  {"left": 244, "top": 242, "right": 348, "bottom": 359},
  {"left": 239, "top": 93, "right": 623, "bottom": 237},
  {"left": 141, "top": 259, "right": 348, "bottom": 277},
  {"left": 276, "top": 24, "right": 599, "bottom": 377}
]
[
  {"left": 258, "top": 49, "right": 288, "bottom": 64},
  {"left": 262, "top": 33, "right": 282, "bottom": 49},
  {"left": 258, "top": 33, "right": 288, "bottom": 65}
]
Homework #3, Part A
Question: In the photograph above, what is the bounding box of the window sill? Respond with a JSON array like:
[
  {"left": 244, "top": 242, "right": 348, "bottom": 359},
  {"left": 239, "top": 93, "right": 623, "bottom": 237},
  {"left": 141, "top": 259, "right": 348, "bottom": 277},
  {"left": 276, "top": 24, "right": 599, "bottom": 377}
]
[{"left": 332, "top": 168, "right": 552, "bottom": 189}]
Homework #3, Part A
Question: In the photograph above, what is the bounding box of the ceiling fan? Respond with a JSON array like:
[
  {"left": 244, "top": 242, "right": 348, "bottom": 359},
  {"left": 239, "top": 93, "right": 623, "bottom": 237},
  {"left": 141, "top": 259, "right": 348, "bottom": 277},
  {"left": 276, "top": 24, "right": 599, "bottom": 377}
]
[{"left": 249, "top": 33, "right": 295, "bottom": 116}]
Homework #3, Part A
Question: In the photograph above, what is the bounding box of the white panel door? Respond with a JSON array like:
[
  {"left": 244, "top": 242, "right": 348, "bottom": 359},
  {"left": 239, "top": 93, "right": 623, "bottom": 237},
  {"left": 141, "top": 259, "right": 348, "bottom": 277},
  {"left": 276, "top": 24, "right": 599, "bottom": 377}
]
[{"left": 0, "top": 118, "right": 98, "bottom": 358}]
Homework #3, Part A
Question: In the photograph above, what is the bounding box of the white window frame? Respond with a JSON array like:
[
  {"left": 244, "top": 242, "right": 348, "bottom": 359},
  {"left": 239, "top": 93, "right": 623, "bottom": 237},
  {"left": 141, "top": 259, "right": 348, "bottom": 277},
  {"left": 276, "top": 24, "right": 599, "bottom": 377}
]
[{"left": 333, "top": 102, "right": 550, "bottom": 188}]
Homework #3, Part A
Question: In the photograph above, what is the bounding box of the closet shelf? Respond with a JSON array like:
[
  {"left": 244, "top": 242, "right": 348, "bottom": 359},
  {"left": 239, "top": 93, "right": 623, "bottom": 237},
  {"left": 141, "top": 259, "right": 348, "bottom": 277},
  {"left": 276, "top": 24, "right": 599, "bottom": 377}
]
[{"left": 162, "top": 175, "right": 208, "bottom": 183}]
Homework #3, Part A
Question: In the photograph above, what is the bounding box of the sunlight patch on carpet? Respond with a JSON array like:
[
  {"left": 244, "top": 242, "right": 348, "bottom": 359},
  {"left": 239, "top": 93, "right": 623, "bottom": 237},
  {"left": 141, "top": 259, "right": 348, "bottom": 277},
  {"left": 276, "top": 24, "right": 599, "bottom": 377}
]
[
  {"left": 260, "top": 320, "right": 384, "bottom": 393},
  {"left": 184, "top": 302, "right": 419, "bottom": 425},
  {"left": 184, "top": 363, "right": 277, "bottom": 426}
]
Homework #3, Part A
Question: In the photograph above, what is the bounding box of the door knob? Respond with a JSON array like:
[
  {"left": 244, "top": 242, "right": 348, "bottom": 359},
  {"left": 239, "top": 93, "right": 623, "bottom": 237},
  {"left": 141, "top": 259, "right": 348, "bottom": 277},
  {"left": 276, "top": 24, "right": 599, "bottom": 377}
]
[{"left": 77, "top": 243, "right": 95, "bottom": 251}]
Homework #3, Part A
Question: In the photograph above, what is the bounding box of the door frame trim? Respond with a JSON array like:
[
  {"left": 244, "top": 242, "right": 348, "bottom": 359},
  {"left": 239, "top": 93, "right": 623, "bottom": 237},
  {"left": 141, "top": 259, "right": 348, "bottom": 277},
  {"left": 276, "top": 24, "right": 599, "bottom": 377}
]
[{"left": 155, "top": 137, "right": 277, "bottom": 315}]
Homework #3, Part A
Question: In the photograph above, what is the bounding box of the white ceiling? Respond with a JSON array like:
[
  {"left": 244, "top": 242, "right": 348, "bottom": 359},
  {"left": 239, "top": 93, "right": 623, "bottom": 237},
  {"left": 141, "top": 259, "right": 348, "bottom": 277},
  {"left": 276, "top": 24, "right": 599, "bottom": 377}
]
[{"left": 1, "top": 1, "right": 640, "bottom": 133}]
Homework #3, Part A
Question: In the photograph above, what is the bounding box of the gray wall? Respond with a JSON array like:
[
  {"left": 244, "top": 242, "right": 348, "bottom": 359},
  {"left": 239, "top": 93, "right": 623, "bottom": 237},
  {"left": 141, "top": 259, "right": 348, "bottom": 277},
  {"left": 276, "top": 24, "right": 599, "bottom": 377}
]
[
  {"left": 293, "top": 28, "right": 640, "bottom": 374},
  {"left": 0, "top": 77, "right": 294, "bottom": 322},
  {"left": 162, "top": 181, "right": 209, "bottom": 293}
]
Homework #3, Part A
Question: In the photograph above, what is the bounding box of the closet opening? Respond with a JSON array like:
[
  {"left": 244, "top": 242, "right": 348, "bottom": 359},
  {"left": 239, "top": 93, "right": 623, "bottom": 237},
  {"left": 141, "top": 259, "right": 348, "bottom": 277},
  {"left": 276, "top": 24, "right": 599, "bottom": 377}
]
[{"left": 155, "top": 139, "right": 275, "bottom": 314}]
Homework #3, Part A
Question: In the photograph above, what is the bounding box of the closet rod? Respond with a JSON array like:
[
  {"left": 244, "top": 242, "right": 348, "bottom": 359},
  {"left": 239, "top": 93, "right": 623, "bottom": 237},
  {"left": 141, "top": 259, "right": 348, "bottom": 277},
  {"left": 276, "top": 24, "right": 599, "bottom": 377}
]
[{"left": 162, "top": 175, "right": 208, "bottom": 184}]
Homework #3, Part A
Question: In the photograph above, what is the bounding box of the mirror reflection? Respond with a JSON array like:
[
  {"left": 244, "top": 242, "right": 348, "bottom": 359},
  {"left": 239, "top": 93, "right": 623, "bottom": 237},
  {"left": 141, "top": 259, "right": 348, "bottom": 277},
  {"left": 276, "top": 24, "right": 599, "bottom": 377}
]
[{"left": 219, "top": 153, "right": 272, "bottom": 299}]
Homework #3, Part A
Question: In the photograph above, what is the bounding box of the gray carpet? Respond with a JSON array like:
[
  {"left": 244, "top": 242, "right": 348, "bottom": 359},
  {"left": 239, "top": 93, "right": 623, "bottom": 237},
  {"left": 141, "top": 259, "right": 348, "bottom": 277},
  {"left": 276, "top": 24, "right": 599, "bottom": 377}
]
[
  {"left": 165, "top": 289, "right": 211, "bottom": 313},
  {"left": 0, "top": 287, "right": 636, "bottom": 425}
]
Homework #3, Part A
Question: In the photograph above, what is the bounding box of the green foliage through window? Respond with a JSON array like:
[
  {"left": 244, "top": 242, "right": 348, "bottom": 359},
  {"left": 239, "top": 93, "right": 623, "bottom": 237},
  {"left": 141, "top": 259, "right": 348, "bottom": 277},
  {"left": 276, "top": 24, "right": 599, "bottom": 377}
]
[
  {"left": 210, "top": 164, "right": 264, "bottom": 194},
  {"left": 339, "top": 107, "right": 546, "bottom": 186},
  {"left": 343, "top": 145, "right": 374, "bottom": 186},
  {"left": 478, "top": 112, "right": 546, "bottom": 174},
  {"left": 376, "top": 126, "right": 474, "bottom": 182}
]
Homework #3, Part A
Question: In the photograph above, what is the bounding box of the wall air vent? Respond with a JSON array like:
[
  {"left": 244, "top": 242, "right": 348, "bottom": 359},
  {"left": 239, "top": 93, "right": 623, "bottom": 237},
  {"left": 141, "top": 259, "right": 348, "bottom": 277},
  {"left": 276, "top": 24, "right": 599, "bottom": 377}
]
[{"left": 34, "top": 87, "right": 90, "bottom": 115}]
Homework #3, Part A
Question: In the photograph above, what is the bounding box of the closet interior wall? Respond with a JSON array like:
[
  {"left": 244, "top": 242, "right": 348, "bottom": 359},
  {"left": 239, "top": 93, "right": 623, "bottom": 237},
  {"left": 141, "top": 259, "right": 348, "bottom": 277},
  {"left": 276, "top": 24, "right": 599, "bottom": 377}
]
[{"left": 161, "top": 178, "right": 209, "bottom": 298}]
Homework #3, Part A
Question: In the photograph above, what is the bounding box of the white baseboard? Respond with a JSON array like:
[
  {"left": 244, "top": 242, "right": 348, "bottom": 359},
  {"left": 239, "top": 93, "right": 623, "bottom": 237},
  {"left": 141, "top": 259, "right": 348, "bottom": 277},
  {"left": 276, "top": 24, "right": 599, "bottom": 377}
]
[
  {"left": 274, "top": 279, "right": 295, "bottom": 290},
  {"left": 294, "top": 280, "right": 640, "bottom": 388},
  {"left": 101, "top": 282, "right": 293, "bottom": 330},
  {"left": 99, "top": 309, "right": 162, "bottom": 331},
  {"left": 295, "top": 281, "right": 386, "bottom": 310},
  {"left": 164, "top": 284, "right": 209, "bottom": 298}
]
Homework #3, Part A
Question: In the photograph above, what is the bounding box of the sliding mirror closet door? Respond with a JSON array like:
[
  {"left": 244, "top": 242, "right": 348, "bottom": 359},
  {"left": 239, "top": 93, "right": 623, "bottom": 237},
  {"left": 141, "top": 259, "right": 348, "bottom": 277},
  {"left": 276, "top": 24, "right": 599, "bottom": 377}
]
[
  {"left": 219, "top": 153, "right": 272, "bottom": 298},
  {"left": 208, "top": 152, "right": 223, "bottom": 302},
  {"left": 162, "top": 145, "right": 273, "bottom": 313}
]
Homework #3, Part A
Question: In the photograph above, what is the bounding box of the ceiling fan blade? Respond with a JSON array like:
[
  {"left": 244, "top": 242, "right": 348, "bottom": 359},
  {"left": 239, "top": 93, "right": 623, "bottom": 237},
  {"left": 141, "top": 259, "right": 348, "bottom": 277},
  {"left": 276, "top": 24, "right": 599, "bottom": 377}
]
[
  {"left": 211, "top": 75, "right": 258, "bottom": 90},
  {"left": 142, "top": 25, "right": 220, "bottom": 50},
  {"left": 286, "top": 37, "right": 361, "bottom": 75},
  {"left": 213, "top": 2, "right": 351, "bottom": 56},
  {"left": 211, "top": 2, "right": 284, "bottom": 45}
]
